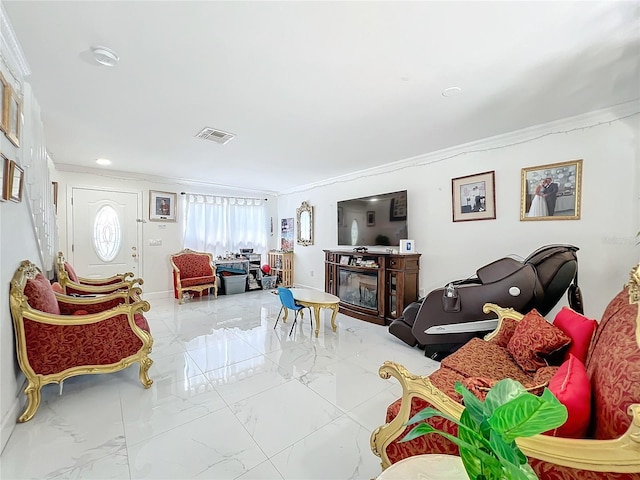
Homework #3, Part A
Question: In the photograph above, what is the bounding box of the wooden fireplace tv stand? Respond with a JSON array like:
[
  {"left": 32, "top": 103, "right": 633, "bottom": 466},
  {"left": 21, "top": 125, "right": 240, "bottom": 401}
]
[{"left": 323, "top": 250, "right": 421, "bottom": 325}]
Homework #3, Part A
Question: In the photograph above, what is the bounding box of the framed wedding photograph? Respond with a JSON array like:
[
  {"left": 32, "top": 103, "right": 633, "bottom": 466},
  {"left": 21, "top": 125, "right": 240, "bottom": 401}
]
[
  {"left": 451, "top": 170, "right": 496, "bottom": 222},
  {"left": 6, "top": 86, "right": 21, "bottom": 148},
  {"left": 3, "top": 157, "right": 24, "bottom": 202},
  {"left": 0, "top": 71, "right": 8, "bottom": 134},
  {"left": 520, "top": 159, "right": 582, "bottom": 221},
  {"left": 149, "top": 190, "right": 177, "bottom": 222}
]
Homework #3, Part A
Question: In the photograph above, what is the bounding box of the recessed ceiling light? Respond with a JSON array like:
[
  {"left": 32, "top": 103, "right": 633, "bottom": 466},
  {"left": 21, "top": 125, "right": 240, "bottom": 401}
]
[
  {"left": 442, "top": 86, "right": 462, "bottom": 97},
  {"left": 96, "top": 158, "right": 112, "bottom": 166},
  {"left": 91, "top": 45, "right": 119, "bottom": 67}
]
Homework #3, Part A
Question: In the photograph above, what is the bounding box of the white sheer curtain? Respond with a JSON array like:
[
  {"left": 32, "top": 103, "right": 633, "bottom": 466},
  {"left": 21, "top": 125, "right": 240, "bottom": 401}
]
[{"left": 183, "top": 194, "right": 268, "bottom": 258}]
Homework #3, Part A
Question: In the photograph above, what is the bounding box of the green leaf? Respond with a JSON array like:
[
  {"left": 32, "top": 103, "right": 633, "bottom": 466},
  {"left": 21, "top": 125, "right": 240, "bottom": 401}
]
[
  {"left": 400, "top": 422, "right": 437, "bottom": 443},
  {"left": 455, "top": 381, "right": 487, "bottom": 427},
  {"left": 503, "top": 459, "right": 539, "bottom": 480},
  {"left": 405, "top": 407, "right": 459, "bottom": 426},
  {"left": 489, "top": 430, "right": 521, "bottom": 466},
  {"left": 484, "top": 379, "right": 527, "bottom": 418},
  {"left": 489, "top": 390, "right": 568, "bottom": 442}
]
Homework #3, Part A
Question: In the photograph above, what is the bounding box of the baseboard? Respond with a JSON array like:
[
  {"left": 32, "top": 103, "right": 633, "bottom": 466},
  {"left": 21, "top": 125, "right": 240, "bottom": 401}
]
[
  {"left": 141, "top": 290, "right": 173, "bottom": 301},
  {"left": 0, "top": 395, "right": 21, "bottom": 455}
]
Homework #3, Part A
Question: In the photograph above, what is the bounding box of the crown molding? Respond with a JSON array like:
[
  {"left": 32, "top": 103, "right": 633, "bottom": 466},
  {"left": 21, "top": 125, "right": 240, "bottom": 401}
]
[
  {"left": 0, "top": 2, "right": 31, "bottom": 78},
  {"left": 53, "top": 163, "right": 279, "bottom": 197},
  {"left": 280, "top": 99, "right": 640, "bottom": 196}
]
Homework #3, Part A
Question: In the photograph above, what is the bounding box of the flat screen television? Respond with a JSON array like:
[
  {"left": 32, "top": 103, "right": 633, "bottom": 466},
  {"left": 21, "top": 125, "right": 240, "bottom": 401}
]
[{"left": 337, "top": 190, "right": 408, "bottom": 247}]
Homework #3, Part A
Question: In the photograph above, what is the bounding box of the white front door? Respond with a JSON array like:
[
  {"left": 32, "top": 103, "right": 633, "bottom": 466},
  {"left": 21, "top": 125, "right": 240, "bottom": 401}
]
[{"left": 70, "top": 187, "right": 141, "bottom": 279}]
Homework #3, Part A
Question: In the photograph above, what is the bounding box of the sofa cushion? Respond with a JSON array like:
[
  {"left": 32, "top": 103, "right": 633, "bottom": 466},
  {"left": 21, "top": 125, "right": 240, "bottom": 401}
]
[
  {"left": 441, "top": 337, "right": 534, "bottom": 385},
  {"left": 587, "top": 287, "right": 640, "bottom": 440},
  {"left": 181, "top": 275, "right": 216, "bottom": 287},
  {"left": 173, "top": 254, "right": 213, "bottom": 279},
  {"left": 507, "top": 309, "right": 571, "bottom": 372},
  {"left": 487, "top": 317, "right": 518, "bottom": 348},
  {"left": 545, "top": 354, "right": 591, "bottom": 438},
  {"left": 553, "top": 307, "right": 598, "bottom": 364},
  {"left": 64, "top": 261, "right": 79, "bottom": 282},
  {"left": 24, "top": 274, "right": 61, "bottom": 315}
]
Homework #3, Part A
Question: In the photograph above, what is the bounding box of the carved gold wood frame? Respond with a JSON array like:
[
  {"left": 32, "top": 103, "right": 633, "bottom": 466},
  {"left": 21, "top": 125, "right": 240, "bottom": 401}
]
[
  {"left": 9, "top": 260, "right": 153, "bottom": 422},
  {"left": 56, "top": 251, "right": 143, "bottom": 296},
  {"left": 296, "top": 201, "right": 314, "bottom": 246},
  {"left": 0, "top": 70, "right": 8, "bottom": 134},
  {"left": 370, "top": 274, "right": 640, "bottom": 474},
  {"left": 520, "top": 159, "right": 583, "bottom": 221},
  {"left": 6, "top": 85, "right": 21, "bottom": 147}
]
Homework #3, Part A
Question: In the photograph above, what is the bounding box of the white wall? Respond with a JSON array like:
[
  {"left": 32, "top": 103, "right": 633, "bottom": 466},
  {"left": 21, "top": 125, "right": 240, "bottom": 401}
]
[
  {"left": 279, "top": 102, "right": 640, "bottom": 321},
  {"left": 53, "top": 170, "right": 279, "bottom": 299}
]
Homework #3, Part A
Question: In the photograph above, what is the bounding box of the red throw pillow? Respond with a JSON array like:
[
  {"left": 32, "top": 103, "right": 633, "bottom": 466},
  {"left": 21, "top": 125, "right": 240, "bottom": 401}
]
[
  {"left": 553, "top": 307, "right": 598, "bottom": 364},
  {"left": 51, "top": 281, "right": 64, "bottom": 293},
  {"left": 507, "top": 309, "right": 571, "bottom": 372},
  {"left": 24, "top": 274, "right": 61, "bottom": 315},
  {"left": 64, "top": 262, "right": 79, "bottom": 282},
  {"left": 544, "top": 354, "right": 591, "bottom": 438}
]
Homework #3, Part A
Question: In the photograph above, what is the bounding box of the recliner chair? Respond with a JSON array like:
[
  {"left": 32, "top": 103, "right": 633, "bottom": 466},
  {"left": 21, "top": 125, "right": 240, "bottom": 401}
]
[{"left": 389, "top": 245, "right": 580, "bottom": 358}]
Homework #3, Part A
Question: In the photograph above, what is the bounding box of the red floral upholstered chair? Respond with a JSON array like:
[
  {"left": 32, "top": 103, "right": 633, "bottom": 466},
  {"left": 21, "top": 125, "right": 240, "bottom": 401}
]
[
  {"left": 170, "top": 248, "right": 218, "bottom": 304},
  {"left": 371, "top": 264, "right": 640, "bottom": 479},
  {"left": 56, "top": 251, "right": 143, "bottom": 297},
  {"left": 9, "top": 260, "right": 153, "bottom": 422}
]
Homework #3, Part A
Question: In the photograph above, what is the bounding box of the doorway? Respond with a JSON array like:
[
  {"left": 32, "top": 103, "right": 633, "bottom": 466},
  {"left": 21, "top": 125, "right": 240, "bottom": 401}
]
[{"left": 70, "top": 187, "right": 141, "bottom": 279}]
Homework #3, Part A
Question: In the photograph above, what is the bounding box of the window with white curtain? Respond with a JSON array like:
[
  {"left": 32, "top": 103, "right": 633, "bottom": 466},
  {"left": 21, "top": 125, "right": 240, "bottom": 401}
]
[{"left": 183, "top": 194, "right": 268, "bottom": 258}]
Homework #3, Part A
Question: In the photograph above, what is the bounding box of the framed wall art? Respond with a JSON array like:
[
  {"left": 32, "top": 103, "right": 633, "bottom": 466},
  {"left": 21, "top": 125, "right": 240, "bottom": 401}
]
[
  {"left": 367, "top": 211, "right": 375, "bottom": 226},
  {"left": 520, "top": 159, "right": 582, "bottom": 221},
  {"left": 3, "top": 156, "right": 24, "bottom": 202},
  {"left": 149, "top": 190, "right": 177, "bottom": 222},
  {"left": 6, "top": 85, "right": 21, "bottom": 148},
  {"left": 389, "top": 192, "right": 407, "bottom": 221},
  {"left": 0, "top": 71, "right": 8, "bottom": 134},
  {"left": 451, "top": 170, "right": 496, "bottom": 222}
]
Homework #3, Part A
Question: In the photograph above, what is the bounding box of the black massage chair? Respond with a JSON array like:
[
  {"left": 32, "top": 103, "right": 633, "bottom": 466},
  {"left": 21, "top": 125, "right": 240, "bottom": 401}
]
[{"left": 388, "top": 244, "right": 581, "bottom": 359}]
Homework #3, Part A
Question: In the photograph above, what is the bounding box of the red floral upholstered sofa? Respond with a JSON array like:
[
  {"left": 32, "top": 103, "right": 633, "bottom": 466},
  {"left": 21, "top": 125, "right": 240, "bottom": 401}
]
[
  {"left": 371, "top": 264, "right": 640, "bottom": 479},
  {"left": 9, "top": 260, "right": 153, "bottom": 422},
  {"left": 170, "top": 248, "right": 218, "bottom": 304},
  {"left": 56, "top": 251, "right": 143, "bottom": 297}
]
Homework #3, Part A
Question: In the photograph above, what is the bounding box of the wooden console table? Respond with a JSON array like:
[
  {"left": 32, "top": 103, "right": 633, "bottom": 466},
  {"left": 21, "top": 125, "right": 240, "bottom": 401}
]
[{"left": 324, "top": 250, "right": 420, "bottom": 325}]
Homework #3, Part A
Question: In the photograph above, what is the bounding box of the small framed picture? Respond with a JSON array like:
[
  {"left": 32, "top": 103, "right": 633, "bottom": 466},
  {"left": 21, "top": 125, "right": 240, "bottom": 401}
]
[
  {"left": 520, "top": 159, "right": 582, "bottom": 221},
  {"left": 367, "top": 211, "right": 375, "bottom": 226},
  {"left": 52, "top": 181, "right": 58, "bottom": 214},
  {"left": 0, "top": 71, "right": 8, "bottom": 134},
  {"left": 399, "top": 239, "right": 415, "bottom": 253},
  {"left": 3, "top": 156, "right": 24, "bottom": 202},
  {"left": 340, "top": 255, "right": 350, "bottom": 265},
  {"left": 149, "top": 190, "right": 177, "bottom": 222},
  {"left": 452, "top": 170, "right": 496, "bottom": 222},
  {"left": 6, "top": 85, "right": 21, "bottom": 148}
]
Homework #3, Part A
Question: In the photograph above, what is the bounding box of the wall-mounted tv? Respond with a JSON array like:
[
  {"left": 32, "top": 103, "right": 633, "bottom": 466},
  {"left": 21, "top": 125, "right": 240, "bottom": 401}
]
[{"left": 337, "top": 190, "right": 408, "bottom": 247}]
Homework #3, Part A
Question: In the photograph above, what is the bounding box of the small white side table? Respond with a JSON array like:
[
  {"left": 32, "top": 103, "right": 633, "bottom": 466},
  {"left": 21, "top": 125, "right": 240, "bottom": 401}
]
[{"left": 376, "top": 454, "right": 469, "bottom": 480}]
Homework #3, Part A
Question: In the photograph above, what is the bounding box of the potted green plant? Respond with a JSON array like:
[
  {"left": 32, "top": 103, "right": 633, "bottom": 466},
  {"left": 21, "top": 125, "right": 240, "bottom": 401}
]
[{"left": 401, "top": 378, "right": 568, "bottom": 480}]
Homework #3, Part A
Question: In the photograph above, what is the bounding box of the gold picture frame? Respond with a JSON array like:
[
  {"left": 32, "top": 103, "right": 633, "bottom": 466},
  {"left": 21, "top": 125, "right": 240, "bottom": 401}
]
[
  {"left": 520, "top": 159, "right": 582, "bottom": 221},
  {"left": 0, "top": 71, "right": 8, "bottom": 134},
  {"left": 3, "top": 156, "right": 24, "bottom": 202},
  {"left": 6, "top": 85, "right": 21, "bottom": 148},
  {"left": 452, "top": 170, "right": 496, "bottom": 222},
  {"left": 149, "top": 190, "right": 177, "bottom": 222}
]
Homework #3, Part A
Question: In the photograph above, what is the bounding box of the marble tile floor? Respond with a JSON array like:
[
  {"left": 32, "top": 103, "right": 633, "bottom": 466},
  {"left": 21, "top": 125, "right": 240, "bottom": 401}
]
[{"left": 0, "top": 290, "right": 440, "bottom": 480}]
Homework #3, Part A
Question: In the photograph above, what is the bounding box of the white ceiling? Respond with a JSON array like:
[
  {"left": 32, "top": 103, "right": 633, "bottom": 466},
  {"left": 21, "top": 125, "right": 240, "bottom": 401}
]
[{"left": 4, "top": 1, "right": 639, "bottom": 194}]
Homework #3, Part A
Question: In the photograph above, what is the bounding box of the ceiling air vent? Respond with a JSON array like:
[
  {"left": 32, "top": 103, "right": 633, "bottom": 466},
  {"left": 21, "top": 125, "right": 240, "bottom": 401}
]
[{"left": 194, "top": 127, "right": 235, "bottom": 145}]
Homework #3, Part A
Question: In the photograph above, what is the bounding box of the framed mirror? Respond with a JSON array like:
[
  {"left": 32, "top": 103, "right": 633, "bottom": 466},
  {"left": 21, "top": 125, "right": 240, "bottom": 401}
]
[{"left": 296, "top": 201, "right": 314, "bottom": 246}]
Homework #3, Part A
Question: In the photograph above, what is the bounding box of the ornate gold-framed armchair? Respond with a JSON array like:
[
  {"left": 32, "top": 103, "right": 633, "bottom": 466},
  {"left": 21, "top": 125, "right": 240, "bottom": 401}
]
[
  {"left": 56, "top": 251, "right": 143, "bottom": 296},
  {"left": 170, "top": 248, "right": 218, "bottom": 304},
  {"left": 10, "top": 260, "right": 153, "bottom": 422}
]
